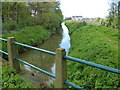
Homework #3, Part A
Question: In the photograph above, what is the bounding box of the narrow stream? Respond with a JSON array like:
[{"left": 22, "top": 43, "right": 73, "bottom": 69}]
[
  {"left": 60, "top": 22, "right": 70, "bottom": 55},
  {"left": 19, "top": 22, "right": 70, "bottom": 87}
]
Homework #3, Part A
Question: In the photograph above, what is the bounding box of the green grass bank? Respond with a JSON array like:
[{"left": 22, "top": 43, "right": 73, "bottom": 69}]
[
  {"left": 2, "top": 26, "right": 50, "bottom": 59},
  {"left": 65, "top": 22, "right": 119, "bottom": 88}
]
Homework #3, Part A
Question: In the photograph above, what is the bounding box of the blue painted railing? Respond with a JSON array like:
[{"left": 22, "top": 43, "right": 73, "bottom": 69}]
[{"left": 0, "top": 38, "right": 120, "bottom": 89}]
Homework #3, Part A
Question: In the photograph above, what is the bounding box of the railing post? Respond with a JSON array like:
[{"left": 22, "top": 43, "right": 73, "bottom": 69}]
[
  {"left": 55, "top": 48, "right": 67, "bottom": 88},
  {"left": 7, "top": 37, "right": 20, "bottom": 72}
]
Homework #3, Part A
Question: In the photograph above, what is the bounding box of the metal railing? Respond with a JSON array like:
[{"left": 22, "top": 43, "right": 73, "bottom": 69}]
[{"left": 0, "top": 37, "right": 120, "bottom": 89}]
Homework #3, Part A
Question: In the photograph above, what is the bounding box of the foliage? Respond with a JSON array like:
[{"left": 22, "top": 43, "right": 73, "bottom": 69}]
[
  {"left": 65, "top": 17, "right": 72, "bottom": 20},
  {"left": 50, "top": 80, "right": 55, "bottom": 88},
  {"left": 96, "top": 17, "right": 100, "bottom": 22},
  {"left": 2, "top": 64, "right": 34, "bottom": 88},
  {"left": 66, "top": 22, "right": 119, "bottom": 89},
  {"left": 29, "top": 2, "right": 63, "bottom": 32},
  {"left": 65, "top": 22, "right": 87, "bottom": 34},
  {"left": 2, "top": 26, "right": 50, "bottom": 59},
  {"left": 106, "top": 0, "right": 119, "bottom": 29},
  {"left": 2, "top": 2, "right": 63, "bottom": 33},
  {"left": 34, "top": 11, "right": 63, "bottom": 32},
  {"left": 2, "top": 2, "right": 32, "bottom": 30},
  {"left": 3, "top": 21, "right": 18, "bottom": 33}
]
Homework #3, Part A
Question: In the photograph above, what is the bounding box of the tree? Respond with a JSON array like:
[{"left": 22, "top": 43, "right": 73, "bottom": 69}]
[
  {"left": 2, "top": 2, "right": 63, "bottom": 33},
  {"left": 2, "top": 2, "right": 33, "bottom": 32},
  {"left": 118, "top": 1, "right": 120, "bottom": 30},
  {"left": 65, "top": 17, "right": 72, "bottom": 21},
  {"left": 107, "top": 0, "right": 119, "bottom": 29},
  {"left": 28, "top": 2, "right": 63, "bottom": 32},
  {"left": 96, "top": 17, "right": 100, "bottom": 22}
]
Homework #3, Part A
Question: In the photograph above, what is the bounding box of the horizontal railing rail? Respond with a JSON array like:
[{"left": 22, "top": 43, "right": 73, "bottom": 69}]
[
  {"left": 64, "top": 80, "right": 83, "bottom": 88},
  {"left": 64, "top": 56, "right": 120, "bottom": 74},
  {"left": 0, "top": 50, "right": 8, "bottom": 55},
  {"left": 13, "top": 41, "right": 56, "bottom": 56},
  {"left": 0, "top": 37, "right": 120, "bottom": 89},
  {"left": 0, "top": 38, "right": 7, "bottom": 42},
  {"left": 15, "top": 57, "right": 55, "bottom": 78},
  {"left": 0, "top": 38, "right": 8, "bottom": 55},
  {"left": 15, "top": 57, "right": 84, "bottom": 89},
  {"left": 0, "top": 37, "right": 83, "bottom": 88}
]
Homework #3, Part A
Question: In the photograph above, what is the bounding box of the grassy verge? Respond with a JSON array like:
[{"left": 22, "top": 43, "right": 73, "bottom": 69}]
[
  {"left": 2, "top": 26, "right": 50, "bottom": 59},
  {"left": 65, "top": 22, "right": 119, "bottom": 89},
  {"left": 2, "top": 64, "right": 34, "bottom": 88}
]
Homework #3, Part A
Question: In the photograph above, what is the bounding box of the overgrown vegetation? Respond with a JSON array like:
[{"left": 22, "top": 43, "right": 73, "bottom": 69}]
[
  {"left": 2, "top": 26, "right": 50, "bottom": 59},
  {"left": 2, "top": 64, "right": 34, "bottom": 88},
  {"left": 65, "top": 22, "right": 119, "bottom": 89}
]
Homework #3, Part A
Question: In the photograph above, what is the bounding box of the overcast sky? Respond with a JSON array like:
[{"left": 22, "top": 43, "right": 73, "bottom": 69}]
[{"left": 59, "top": 0, "right": 119, "bottom": 18}]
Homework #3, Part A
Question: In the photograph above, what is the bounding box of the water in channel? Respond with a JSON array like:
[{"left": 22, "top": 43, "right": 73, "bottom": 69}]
[{"left": 19, "top": 22, "right": 70, "bottom": 87}]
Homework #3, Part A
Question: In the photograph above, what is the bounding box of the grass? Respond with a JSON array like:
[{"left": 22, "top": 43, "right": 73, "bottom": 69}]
[
  {"left": 2, "top": 64, "right": 34, "bottom": 88},
  {"left": 65, "top": 22, "right": 119, "bottom": 89},
  {"left": 2, "top": 26, "right": 50, "bottom": 59}
]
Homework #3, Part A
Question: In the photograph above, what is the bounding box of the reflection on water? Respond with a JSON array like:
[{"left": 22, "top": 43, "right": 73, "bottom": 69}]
[
  {"left": 51, "top": 22, "right": 71, "bottom": 76},
  {"left": 19, "top": 22, "right": 70, "bottom": 87},
  {"left": 24, "top": 65, "right": 31, "bottom": 72},
  {"left": 60, "top": 22, "right": 70, "bottom": 55},
  {"left": 51, "top": 63, "right": 55, "bottom": 75}
]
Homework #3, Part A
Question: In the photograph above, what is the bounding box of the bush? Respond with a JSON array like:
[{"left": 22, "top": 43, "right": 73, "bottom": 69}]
[
  {"left": 2, "top": 65, "right": 34, "bottom": 88},
  {"left": 3, "top": 21, "right": 18, "bottom": 33},
  {"left": 2, "top": 26, "right": 50, "bottom": 59}
]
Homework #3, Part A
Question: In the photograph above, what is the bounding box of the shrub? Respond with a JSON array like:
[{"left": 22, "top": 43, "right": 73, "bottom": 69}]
[
  {"left": 3, "top": 21, "right": 18, "bottom": 33},
  {"left": 2, "top": 65, "right": 34, "bottom": 88},
  {"left": 2, "top": 26, "right": 50, "bottom": 59}
]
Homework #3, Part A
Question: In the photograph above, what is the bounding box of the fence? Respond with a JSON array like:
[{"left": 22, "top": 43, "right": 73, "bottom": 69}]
[{"left": 0, "top": 37, "right": 120, "bottom": 89}]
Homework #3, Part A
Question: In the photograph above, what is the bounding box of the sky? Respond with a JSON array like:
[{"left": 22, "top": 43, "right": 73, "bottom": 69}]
[{"left": 59, "top": 0, "right": 119, "bottom": 18}]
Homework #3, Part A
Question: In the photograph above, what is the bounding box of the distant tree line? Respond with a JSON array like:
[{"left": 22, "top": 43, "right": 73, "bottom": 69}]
[
  {"left": 101, "top": 0, "right": 119, "bottom": 29},
  {"left": 2, "top": 2, "right": 63, "bottom": 34}
]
